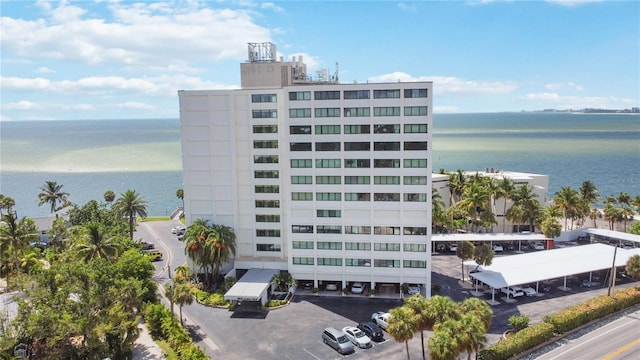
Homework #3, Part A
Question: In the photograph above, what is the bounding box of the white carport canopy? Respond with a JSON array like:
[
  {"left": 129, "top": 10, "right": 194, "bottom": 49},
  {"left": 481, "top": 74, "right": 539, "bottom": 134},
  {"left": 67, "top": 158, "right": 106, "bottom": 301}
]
[
  {"left": 432, "top": 233, "right": 548, "bottom": 243},
  {"left": 585, "top": 228, "right": 640, "bottom": 244},
  {"left": 465, "top": 243, "right": 640, "bottom": 290},
  {"left": 224, "top": 268, "right": 279, "bottom": 302}
]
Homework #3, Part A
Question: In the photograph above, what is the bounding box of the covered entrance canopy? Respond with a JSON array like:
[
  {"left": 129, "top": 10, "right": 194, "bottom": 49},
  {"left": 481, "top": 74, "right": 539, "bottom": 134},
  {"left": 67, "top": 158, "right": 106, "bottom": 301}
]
[
  {"left": 465, "top": 243, "right": 640, "bottom": 290},
  {"left": 224, "top": 268, "right": 279, "bottom": 305}
]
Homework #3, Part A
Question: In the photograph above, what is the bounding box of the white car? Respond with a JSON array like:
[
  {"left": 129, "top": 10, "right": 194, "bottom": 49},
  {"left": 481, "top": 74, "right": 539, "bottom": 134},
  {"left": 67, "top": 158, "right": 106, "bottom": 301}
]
[
  {"left": 534, "top": 243, "right": 545, "bottom": 250},
  {"left": 407, "top": 284, "right": 421, "bottom": 295},
  {"left": 522, "top": 287, "right": 537, "bottom": 296},
  {"left": 351, "top": 282, "right": 364, "bottom": 294},
  {"left": 172, "top": 225, "right": 185, "bottom": 234},
  {"left": 492, "top": 244, "right": 504, "bottom": 252},
  {"left": 501, "top": 287, "right": 524, "bottom": 298},
  {"left": 371, "top": 311, "right": 391, "bottom": 331},
  {"left": 449, "top": 243, "right": 458, "bottom": 252},
  {"left": 342, "top": 326, "right": 372, "bottom": 349},
  {"left": 325, "top": 283, "right": 338, "bottom": 291}
]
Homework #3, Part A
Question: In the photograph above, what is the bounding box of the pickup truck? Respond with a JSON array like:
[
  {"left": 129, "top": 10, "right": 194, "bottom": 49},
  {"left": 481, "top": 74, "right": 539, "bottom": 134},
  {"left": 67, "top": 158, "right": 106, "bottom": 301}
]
[{"left": 501, "top": 287, "right": 524, "bottom": 298}]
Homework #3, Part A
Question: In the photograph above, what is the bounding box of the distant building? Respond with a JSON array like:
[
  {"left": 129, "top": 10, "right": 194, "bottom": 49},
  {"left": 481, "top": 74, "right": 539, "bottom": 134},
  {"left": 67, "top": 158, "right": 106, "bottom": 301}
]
[{"left": 179, "top": 43, "right": 432, "bottom": 294}]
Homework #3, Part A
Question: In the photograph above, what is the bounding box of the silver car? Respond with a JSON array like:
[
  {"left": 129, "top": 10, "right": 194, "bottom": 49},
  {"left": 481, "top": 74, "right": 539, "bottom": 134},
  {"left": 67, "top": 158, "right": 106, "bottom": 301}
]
[
  {"left": 322, "top": 327, "right": 354, "bottom": 354},
  {"left": 342, "top": 326, "right": 372, "bottom": 349}
]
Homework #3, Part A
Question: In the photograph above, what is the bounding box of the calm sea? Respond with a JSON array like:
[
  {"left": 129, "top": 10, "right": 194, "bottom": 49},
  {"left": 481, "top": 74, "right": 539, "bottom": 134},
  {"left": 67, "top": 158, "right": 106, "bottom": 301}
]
[{"left": 1, "top": 113, "right": 638, "bottom": 218}]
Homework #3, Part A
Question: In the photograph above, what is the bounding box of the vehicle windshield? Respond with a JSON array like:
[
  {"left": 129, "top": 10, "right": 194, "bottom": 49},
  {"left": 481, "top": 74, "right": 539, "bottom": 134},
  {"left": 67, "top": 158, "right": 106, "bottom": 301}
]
[
  {"left": 355, "top": 331, "right": 365, "bottom": 338},
  {"left": 338, "top": 336, "right": 349, "bottom": 344}
]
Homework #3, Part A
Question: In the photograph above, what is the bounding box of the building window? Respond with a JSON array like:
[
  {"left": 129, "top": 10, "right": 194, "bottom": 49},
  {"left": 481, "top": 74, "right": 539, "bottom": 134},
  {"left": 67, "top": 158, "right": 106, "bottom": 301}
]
[
  {"left": 289, "top": 108, "right": 312, "bottom": 118},
  {"left": 345, "top": 226, "right": 372, "bottom": 234},
  {"left": 403, "top": 260, "right": 427, "bottom": 268},
  {"left": 255, "top": 200, "right": 280, "bottom": 208},
  {"left": 256, "top": 229, "right": 281, "bottom": 237},
  {"left": 255, "top": 185, "right": 279, "bottom": 193},
  {"left": 374, "top": 159, "right": 400, "bottom": 168},
  {"left": 373, "top": 89, "right": 400, "bottom": 99},
  {"left": 373, "top": 124, "right": 400, "bottom": 134},
  {"left": 344, "top": 107, "right": 370, "bottom": 117},
  {"left": 404, "top": 106, "right": 428, "bottom": 116},
  {"left": 255, "top": 170, "right": 279, "bottom": 178},
  {"left": 316, "top": 176, "right": 341, "bottom": 184},
  {"left": 316, "top": 192, "right": 341, "bottom": 201},
  {"left": 344, "top": 176, "right": 370, "bottom": 185},
  {"left": 344, "top": 90, "right": 369, "bottom": 99},
  {"left": 344, "top": 159, "right": 370, "bottom": 168},
  {"left": 345, "top": 242, "right": 371, "bottom": 251},
  {"left": 254, "top": 140, "right": 278, "bottom": 149},
  {"left": 345, "top": 193, "right": 371, "bottom": 201},
  {"left": 293, "top": 257, "right": 314, "bottom": 265},
  {"left": 291, "top": 176, "right": 312, "bottom": 184},
  {"left": 256, "top": 243, "right": 281, "bottom": 251},
  {"left": 374, "top": 193, "right": 400, "bottom": 201},
  {"left": 317, "top": 258, "right": 342, "bottom": 266},
  {"left": 291, "top": 159, "right": 312, "bottom": 168},
  {"left": 290, "top": 142, "right": 312, "bottom": 151},
  {"left": 317, "top": 241, "right": 342, "bottom": 250},
  {"left": 253, "top": 125, "right": 277, "bottom": 133},
  {"left": 315, "top": 108, "right": 341, "bottom": 118},
  {"left": 373, "top": 107, "right": 400, "bottom": 117},
  {"left": 252, "top": 109, "right": 277, "bottom": 118},
  {"left": 404, "top": 142, "right": 428, "bottom": 151},
  {"left": 316, "top": 159, "right": 341, "bottom": 168},
  {"left": 289, "top": 91, "right": 311, "bottom": 101},
  {"left": 292, "top": 225, "right": 314, "bottom": 233},
  {"left": 344, "top": 142, "right": 370, "bottom": 151},
  {"left": 316, "top": 142, "right": 341, "bottom": 151},
  {"left": 404, "top": 193, "right": 427, "bottom": 202},
  {"left": 314, "top": 91, "right": 340, "bottom": 100},
  {"left": 404, "top": 124, "right": 428, "bottom": 133},
  {"left": 256, "top": 214, "right": 280, "bottom": 222},
  {"left": 344, "top": 124, "right": 370, "bottom": 134},
  {"left": 404, "top": 227, "right": 427, "bottom": 235},
  {"left": 317, "top": 209, "right": 341, "bottom": 218},
  {"left": 291, "top": 192, "right": 313, "bottom": 201},
  {"left": 375, "top": 243, "right": 401, "bottom": 251},
  {"left": 374, "top": 176, "right": 400, "bottom": 185},
  {"left": 252, "top": 94, "right": 277, "bottom": 103},
  {"left": 404, "top": 88, "right": 428, "bottom": 98},
  {"left": 290, "top": 125, "right": 311, "bottom": 134},
  {"left": 404, "top": 243, "right": 427, "bottom": 252},
  {"left": 404, "top": 159, "right": 427, "bottom": 168},
  {"left": 374, "top": 259, "right": 400, "bottom": 268},
  {"left": 345, "top": 258, "right": 372, "bottom": 267},
  {"left": 292, "top": 241, "right": 314, "bottom": 249},
  {"left": 404, "top": 176, "right": 427, "bottom": 185},
  {"left": 374, "top": 226, "right": 400, "bottom": 235},
  {"left": 254, "top": 155, "right": 279, "bottom": 164},
  {"left": 316, "top": 225, "right": 342, "bottom": 234},
  {"left": 315, "top": 125, "right": 340, "bottom": 134},
  {"left": 374, "top": 142, "right": 400, "bottom": 151}
]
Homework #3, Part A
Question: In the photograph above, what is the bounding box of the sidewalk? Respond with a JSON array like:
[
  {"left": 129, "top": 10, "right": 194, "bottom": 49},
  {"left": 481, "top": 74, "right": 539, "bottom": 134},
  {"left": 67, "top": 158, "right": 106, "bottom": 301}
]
[{"left": 132, "top": 321, "right": 165, "bottom": 360}]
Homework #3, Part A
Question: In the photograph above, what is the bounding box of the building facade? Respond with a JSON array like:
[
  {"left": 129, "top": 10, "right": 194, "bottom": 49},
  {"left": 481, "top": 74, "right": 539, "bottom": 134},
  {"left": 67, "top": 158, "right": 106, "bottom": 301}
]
[{"left": 179, "top": 43, "right": 432, "bottom": 294}]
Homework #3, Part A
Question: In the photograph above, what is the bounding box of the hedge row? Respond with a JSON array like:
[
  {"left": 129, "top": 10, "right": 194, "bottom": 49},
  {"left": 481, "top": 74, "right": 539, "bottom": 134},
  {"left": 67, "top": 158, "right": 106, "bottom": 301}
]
[
  {"left": 479, "top": 286, "right": 640, "bottom": 360},
  {"left": 193, "top": 288, "right": 229, "bottom": 307},
  {"left": 143, "top": 302, "right": 208, "bottom": 360}
]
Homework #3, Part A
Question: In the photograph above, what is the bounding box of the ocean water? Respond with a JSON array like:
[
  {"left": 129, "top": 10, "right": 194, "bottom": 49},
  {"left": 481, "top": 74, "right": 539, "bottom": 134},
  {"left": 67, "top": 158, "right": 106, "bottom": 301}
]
[{"left": 1, "top": 113, "right": 638, "bottom": 219}]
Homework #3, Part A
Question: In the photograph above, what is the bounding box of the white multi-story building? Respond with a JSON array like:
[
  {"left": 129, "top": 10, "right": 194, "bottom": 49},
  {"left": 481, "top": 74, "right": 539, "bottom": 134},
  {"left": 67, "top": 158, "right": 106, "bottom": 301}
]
[{"left": 179, "top": 43, "right": 432, "bottom": 294}]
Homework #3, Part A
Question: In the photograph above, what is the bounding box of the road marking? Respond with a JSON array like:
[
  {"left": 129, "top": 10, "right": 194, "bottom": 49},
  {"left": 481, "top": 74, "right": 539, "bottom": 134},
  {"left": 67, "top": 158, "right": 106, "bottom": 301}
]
[
  {"left": 303, "top": 348, "right": 321, "bottom": 360},
  {"left": 140, "top": 222, "right": 173, "bottom": 279},
  {"left": 602, "top": 338, "right": 640, "bottom": 360}
]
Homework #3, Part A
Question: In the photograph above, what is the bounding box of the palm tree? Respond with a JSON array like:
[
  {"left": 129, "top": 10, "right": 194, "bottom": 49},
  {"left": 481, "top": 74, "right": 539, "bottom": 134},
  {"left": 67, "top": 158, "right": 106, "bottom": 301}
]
[
  {"left": 626, "top": 255, "right": 640, "bottom": 280},
  {"left": 457, "top": 313, "right": 487, "bottom": 360},
  {"left": 505, "top": 203, "right": 524, "bottom": 233},
  {"left": 103, "top": 190, "right": 116, "bottom": 205},
  {"left": 497, "top": 178, "right": 516, "bottom": 232},
  {"left": 428, "top": 329, "right": 459, "bottom": 360},
  {"left": 184, "top": 219, "right": 212, "bottom": 284},
  {"left": 539, "top": 205, "right": 562, "bottom": 239},
  {"left": 71, "top": 223, "right": 120, "bottom": 262},
  {"left": 448, "top": 170, "right": 466, "bottom": 205},
  {"left": 387, "top": 305, "right": 417, "bottom": 360},
  {"left": 513, "top": 184, "right": 540, "bottom": 232},
  {"left": 631, "top": 195, "right": 640, "bottom": 215},
  {"left": 404, "top": 295, "right": 431, "bottom": 360},
  {"left": 432, "top": 189, "right": 447, "bottom": 233},
  {"left": 473, "top": 244, "right": 494, "bottom": 272},
  {"left": 37, "top": 181, "right": 70, "bottom": 213},
  {"left": 429, "top": 295, "right": 460, "bottom": 325},
  {"left": 458, "top": 182, "right": 489, "bottom": 232},
  {"left": 176, "top": 189, "right": 184, "bottom": 208},
  {"left": 457, "top": 241, "right": 475, "bottom": 281},
  {"left": 554, "top": 186, "right": 579, "bottom": 230},
  {"left": 617, "top": 192, "right": 632, "bottom": 231},
  {"left": 0, "top": 194, "right": 16, "bottom": 215},
  {"left": 0, "top": 212, "right": 39, "bottom": 286},
  {"left": 112, "top": 190, "right": 148, "bottom": 240},
  {"left": 459, "top": 297, "right": 493, "bottom": 332},
  {"left": 174, "top": 262, "right": 193, "bottom": 283},
  {"left": 209, "top": 224, "right": 237, "bottom": 282},
  {"left": 172, "top": 281, "right": 194, "bottom": 325},
  {"left": 589, "top": 207, "right": 602, "bottom": 228}
]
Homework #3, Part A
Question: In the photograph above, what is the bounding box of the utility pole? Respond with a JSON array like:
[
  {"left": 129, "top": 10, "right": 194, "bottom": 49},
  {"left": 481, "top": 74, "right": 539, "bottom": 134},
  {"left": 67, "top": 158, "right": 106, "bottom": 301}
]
[
  {"left": 168, "top": 264, "right": 175, "bottom": 323},
  {"left": 608, "top": 246, "right": 618, "bottom": 297}
]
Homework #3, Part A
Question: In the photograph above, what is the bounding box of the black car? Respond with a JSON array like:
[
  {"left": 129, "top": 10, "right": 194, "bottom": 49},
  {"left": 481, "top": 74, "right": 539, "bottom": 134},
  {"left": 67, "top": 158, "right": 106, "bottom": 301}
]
[{"left": 357, "top": 322, "right": 384, "bottom": 342}]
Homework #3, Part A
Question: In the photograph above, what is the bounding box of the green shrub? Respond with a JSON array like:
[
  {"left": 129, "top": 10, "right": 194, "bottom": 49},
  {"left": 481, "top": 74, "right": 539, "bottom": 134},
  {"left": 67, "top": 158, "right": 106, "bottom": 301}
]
[
  {"left": 205, "top": 292, "right": 227, "bottom": 306},
  {"left": 508, "top": 314, "right": 530, "bottom": 332},
  {"left": 143, "top": 302, "right": 171, "bottom": 338},
  {"left": 480, "top": 322, "right": 555, "bottom": 360}
]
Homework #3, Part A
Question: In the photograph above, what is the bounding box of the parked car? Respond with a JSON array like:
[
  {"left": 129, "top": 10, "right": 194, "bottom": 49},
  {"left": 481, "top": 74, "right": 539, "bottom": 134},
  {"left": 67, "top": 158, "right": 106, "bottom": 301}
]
[
  {"left": 322, "top": 327, "right": 354, "bottom": 354},
  {"left": 371, "top": 311, "right": 391, "bottom": 331},
  {"left": 351, "top": 282, "right": 364, "bottom": 294},
  {"left": 342, "top": 326, "right": 371, "bottom": 349},
  {"left": 325, "top": 283, "right": 338, "bottom": 291},
  {"left": 492, "top": 244, "right": 504, "bottom": 252},
  {"left": 501, "top": 287, "right": 524, "bottom": 298},
  {"left": 533, "top": 242, "right": 545, "bottom": 250},
  {"left": 300, "top": 281, "right": 313, "bottom": 289},
  {"left": 449, "top": 243, "right": 458, "bottom": 252},
  {"left": 142, "top": 249, "right": 163, "bottom": 262},
  {"left": 580, "top": 280, "right": 592, "bottom": 288},
  {"left": 522, "top": 287, "right": 537, "bottom": 296},
  {"left": 407, "top": 284, "right": 421, "bottom": 295},
  {"left": 357, "top": 322, "right": 384, "bottom": 342},
  {"left": 177, "top": 233, "right": 184, "bottom": 241},
  {"left": 171, "top": 225, "right": 185, "bottom": 234},
  {"left": 140, "top": 241, "right": 154, "bottom": 250}
]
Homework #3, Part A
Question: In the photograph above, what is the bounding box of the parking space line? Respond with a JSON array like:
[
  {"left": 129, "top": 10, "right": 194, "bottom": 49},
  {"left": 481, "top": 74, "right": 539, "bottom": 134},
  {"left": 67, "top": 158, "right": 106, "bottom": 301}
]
[{"left": 303, "top": 348, "right": 321, "bottom": 360}]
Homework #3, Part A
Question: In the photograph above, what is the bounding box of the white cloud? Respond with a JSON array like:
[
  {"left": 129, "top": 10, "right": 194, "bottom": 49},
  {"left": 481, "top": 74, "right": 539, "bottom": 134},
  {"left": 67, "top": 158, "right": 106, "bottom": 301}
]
[
  {"left": 546, "top": 0, "right": 603, "bottom": 7},
  {"left": 434, "top": 106, "right": 460, "bottom": 113},
  {"left": 520, "top": 92, "right": 635, "bottom": 110},
  {"left": 34, "top": 66, "right": 55, "bottom": 74},
  {"left": 1, "top": 77, "right": 52, "bottom": 91},
  {"left": 3, "top": 101, "right": 43, "bottom": 110},
  {"left": 368, "top": 72, "right": 518, "bottom": 95},
  {"left": 398, "top": 2, "right": 417, "bottom": 11},
  {"left": 544, "top": 81, "right": 584, "bottom": 91}
]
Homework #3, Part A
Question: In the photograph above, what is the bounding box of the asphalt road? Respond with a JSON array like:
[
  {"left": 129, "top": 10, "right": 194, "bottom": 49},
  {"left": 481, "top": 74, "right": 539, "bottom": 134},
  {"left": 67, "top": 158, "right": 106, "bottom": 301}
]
[{"left": 135, "top": 220, "right": 640, "bottom": 360}]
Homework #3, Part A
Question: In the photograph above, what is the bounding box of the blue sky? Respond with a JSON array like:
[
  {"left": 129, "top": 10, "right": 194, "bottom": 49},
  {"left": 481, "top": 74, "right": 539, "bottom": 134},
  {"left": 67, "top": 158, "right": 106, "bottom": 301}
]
[{"left": 1, "top": 0, "right": 638, "bottom": 120}]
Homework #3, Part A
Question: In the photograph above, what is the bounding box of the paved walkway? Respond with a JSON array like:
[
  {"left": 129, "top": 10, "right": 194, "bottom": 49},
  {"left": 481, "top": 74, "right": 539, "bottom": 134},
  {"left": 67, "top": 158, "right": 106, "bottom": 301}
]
[{"left": 132, "top": 321, "right": 165, "bottom": 360}]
